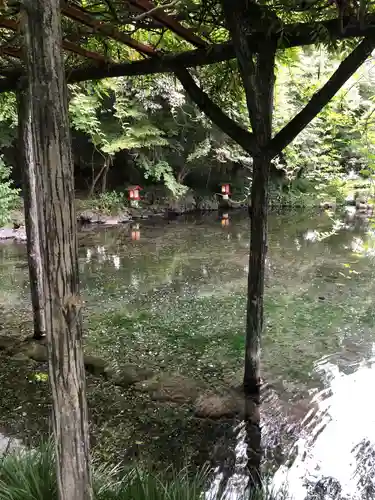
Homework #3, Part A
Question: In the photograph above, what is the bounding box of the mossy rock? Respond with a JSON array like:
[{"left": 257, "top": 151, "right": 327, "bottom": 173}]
[
  {"left": 134, "top": 374, "right": 202, "bottom": 404},
  {"left": 0, "top": 335, "right": 19, "bottom": 352},
  {"left": 104, "top": 364, "right": 153, "bottom": 387},
  {"left": 194, "top": 391, "right": 259, "bottom": 420},
  {"left": 83, "top": 355, "right": 109, "bottom": 376},
  {"left": 20, "top": 342, "right": 48, "bottom": 362},
  {"left": 11, "top": 352, "right": 34, "bottom": 363}
]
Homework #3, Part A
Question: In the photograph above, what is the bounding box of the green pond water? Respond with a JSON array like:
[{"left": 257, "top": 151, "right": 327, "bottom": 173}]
[{"left": 1, "top": 210, "right": 375, "bottom": 498}]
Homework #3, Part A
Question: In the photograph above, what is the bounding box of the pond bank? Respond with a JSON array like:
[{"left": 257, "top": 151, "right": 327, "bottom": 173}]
[{"left": 0, "top": 190, "right": 242, "bottom": 242}]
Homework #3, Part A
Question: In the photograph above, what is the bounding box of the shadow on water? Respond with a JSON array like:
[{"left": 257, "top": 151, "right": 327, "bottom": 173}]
[{"left": 2, "top": 210, "right": 375, "bottom": 497}]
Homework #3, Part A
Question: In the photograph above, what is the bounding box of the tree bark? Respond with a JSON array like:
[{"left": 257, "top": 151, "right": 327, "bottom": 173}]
[
  {"left": 20, "top": 1, "right": 92, "bottom": 499},
  {"left": 17, "top": 83, "right": 46, "bottom": 340}
]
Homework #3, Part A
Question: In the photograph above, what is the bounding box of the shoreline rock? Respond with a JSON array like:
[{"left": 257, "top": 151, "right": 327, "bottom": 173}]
[
  {"left": 0, "top": 334, "right": 262, "bottom": 420},
  {"left": 0, "top": 227, "right": 27, "bottom": 242},
  {"left": 0, "top": 194, "right": 228, "bottom": 242}
]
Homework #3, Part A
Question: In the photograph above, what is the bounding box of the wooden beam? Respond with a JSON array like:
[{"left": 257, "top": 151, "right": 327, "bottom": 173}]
[
  {"left": 0, "top": 16, "right": 17, "bottom": 30},
  {"left": 0, "top": 45, "right": 21, "bottom": 58},
  {"left": 128, "top": 0, "right": 207, "bottom": 48},
  {"left": 63, "top": 40, "right": 111, "bottom": 63},
  {"left": 1, "top": 16, "right": 375, "bottom": 93},
  {"left": 61, "top": 3, "right": 158, "bottom": 56},
  {"left": 0, "top": 17, "right": 111, "bottom": 63}
]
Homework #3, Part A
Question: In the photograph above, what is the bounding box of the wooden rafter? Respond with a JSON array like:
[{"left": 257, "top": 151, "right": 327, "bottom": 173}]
[
  {"left": 0, "top": 45, "right": 21, "bottom": 58},
  {"left": 0, "top": 16, "right": 111, "bottom": 64},
  {"left": 63, "top": 40, "right": 111, "bottom": 63},
  {"left": 128, "top": 0, "right": 207, "bottom": 48},
  {"left": 61, "top": 2, "right": 158, "bottom": 57}
]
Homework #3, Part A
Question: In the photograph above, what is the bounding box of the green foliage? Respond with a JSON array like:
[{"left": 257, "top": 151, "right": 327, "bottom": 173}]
[
  {"left": 140, "top": 157, "right": 188, "bottom": 198},
  {"left": 0, "top": 444, "right": 209, "bottom": 500},
  {"left": 0, "top": 93, "right": 18, "bottom": 148},
  {"left": 269, "top": 185, "right": 317, "bottom": 210},
  {"left": 90, "top": 191, "right": 126, "bottom": 215},
  {"left": 0, "top": 158, "right": 20, "bottom": 226},
  {"left": 0, "top": 443, "right": 283, "bottom": 500}
]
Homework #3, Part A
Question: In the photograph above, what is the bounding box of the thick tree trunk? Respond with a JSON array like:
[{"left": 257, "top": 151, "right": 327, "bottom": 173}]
[
  {"left": 20, "top": 1, "right": 92, "bottom": 499},
  {"left": 17, "top": 84, "right": 46, "bottom": 340}
]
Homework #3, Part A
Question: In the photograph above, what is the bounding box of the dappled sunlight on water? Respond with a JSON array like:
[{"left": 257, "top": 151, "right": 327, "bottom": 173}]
[{"left": 273, "top": 349, "right": 375, "bottom": 499}]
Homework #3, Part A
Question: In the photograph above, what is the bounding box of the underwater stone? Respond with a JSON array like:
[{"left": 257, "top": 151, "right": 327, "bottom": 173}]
[{"left": 134, "top": 374, "right": 202, "bottom": 403}]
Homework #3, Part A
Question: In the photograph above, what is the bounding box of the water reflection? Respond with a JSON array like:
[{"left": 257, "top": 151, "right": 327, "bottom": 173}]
[
  {"left": 2, "top": 211, "right": 375, "bottom": 495},
  {"left": 273, "top": 350, "right": 375, "bottom": 499}
]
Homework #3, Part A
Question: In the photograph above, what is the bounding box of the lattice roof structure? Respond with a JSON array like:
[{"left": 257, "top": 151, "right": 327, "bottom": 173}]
[
  {"left": 0, "top": 0, "right": 375, "bottom": 93},
  {"left": 0, "top": 0, "right": 211, "bottom": 91}
]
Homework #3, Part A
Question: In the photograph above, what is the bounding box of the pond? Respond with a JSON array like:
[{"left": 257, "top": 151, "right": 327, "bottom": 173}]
[{"left": 0, "top": 209, "right": 375, "bottom": 499}]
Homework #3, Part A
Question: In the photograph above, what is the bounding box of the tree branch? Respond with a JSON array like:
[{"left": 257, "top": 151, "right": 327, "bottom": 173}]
[
  {"left": 175, "top": 67, "right": 257, "bottom": 154},
  {"left": 269, "top": 36, "right": 375, "bottom": 156},
  {"left": 132, "top": 1, "right": 178, "bottom": 21}
]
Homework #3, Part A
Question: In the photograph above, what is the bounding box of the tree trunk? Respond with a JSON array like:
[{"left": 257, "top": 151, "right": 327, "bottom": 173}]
[
  {"left": 20, "top": 1, "right": 92, "bottom": 499},
  {"left": 101, "top": 156, "right": 111, "bottom": 194},
  {"left": 221, "top": 0, "right": 276, "bottom": 397},
  {"left": 89, "top": 157, "right": 107, "bottom": 197},
  {"left": 245, "top": 155, "right": 270, "bottom": 394},
  {"left": 17, "top": 84, "right": 46, "bottom": 340}
]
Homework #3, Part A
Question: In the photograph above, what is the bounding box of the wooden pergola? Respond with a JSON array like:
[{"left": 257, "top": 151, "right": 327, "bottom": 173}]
[
  {"left": 5, "top": 2, "right": 375, "bottom": 499},
  {"left": 0, "top": 2, "right": 374, "bottom": 92}
]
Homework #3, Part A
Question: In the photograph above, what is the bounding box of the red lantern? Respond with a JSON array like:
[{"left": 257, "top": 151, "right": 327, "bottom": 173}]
[
  {"left": 128, "top": 185, "right": 142, "bottom": 202},
  {"left": 221, "top": 183, "right": 231, "bottom": 200},
  {"left": 131, "top": 223, "right": 140, "bottom": 241},
  {"left": 221, "top": 213, "right": 229, "bottom": 227}
]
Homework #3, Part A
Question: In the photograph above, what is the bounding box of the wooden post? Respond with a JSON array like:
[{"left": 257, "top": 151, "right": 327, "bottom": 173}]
[
  {"left": 17, "top": 82, "right": 46, "bottom": 340},
  {"left": 20, "top": 0, "right": 92, "bottom": 499},
  {"left": 221, "top": 0, "right": 276, "bottom": 397}
]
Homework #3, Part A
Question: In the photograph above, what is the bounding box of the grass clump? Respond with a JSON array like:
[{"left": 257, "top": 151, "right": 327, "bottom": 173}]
[
  {"left": 0, "top": 444, "right": 208, "bottom": 500},
  {"left": 0, "top": 444, "right": 283, "bottom": 500}
]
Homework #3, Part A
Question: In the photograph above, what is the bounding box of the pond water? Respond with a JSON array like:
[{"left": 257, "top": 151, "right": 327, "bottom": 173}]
[{"left": 1, "top": 209, "right": 375, "bottom": 498}]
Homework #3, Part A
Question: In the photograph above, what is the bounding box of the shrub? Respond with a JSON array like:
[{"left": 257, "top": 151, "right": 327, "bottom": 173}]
[
  {"left": 0, "top": 158, "right": 20, "bottom": 227},
  {"left": 80, "top": 191, "right": 126, "bottom": 215}
]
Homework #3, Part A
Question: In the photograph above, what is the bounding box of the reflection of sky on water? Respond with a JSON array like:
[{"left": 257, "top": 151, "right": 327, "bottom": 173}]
[{"left": 272, "top": 349, "right": 375, "bottom": 499}]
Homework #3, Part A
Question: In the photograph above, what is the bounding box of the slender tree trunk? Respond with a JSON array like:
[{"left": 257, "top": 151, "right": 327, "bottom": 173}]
[
  {"left": 20, "top": 1, "right": 92, "bottom": 499},
  {"left": 17, "top": 84, "right": 46, "bottom": 340},
  {"left": 89, "top": 157, "right": 107, "bottom": 197},
  {"left": 101, "top": 156, "right": 111, "bottom": 194},
  {"left": 245, "top": 155, "right": 270, "bottom": 394},
  {"left": 221, "top": 0, "right": 276, "bottom": 396}
]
